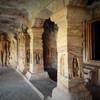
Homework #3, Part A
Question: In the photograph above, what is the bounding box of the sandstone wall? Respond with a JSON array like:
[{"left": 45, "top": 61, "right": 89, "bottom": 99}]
[
  {"left": 9, "top": 34, "right": 17, "bottom": 67},
  {"left": 0, "top": 33, "right": 17, "bottom": 67}
]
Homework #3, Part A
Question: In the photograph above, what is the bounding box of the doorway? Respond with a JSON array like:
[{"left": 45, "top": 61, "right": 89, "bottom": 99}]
[{"left": 42, "top": 19, "right": 58, "bottom": 82}]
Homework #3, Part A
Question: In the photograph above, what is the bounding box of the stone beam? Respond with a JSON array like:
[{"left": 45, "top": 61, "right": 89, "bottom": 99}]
[
  {"left": 0, "top": 6, "right": 29, "bottom": 23},
  {"left": 0, "top": 24, "right": 19, "bottom": 34},
  {"left": 64, "top": 0, "right": 88, "bottom": 6},
  {"left": 0, "top": 29, "right": 13, "bottom": 35},
  {"left": 0, "top": 16, "right": 22, "bottom": 28}
]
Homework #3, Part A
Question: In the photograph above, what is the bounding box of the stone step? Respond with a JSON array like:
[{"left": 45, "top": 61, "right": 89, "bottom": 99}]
[{"left": 83, "top": 65, "right": 96, "bottom": 83}]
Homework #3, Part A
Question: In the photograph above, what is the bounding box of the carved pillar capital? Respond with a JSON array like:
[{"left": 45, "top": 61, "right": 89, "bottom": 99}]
[{"left": 51, "top": 7, "right": 67, "bottom": 25}]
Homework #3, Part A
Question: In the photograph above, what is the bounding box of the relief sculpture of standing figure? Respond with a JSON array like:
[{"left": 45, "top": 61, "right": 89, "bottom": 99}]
[
  {"left": 60, "top": 55, "right": 64, "bottom": 76},
  {"left": 0, "top": 35, "right": 10, "bottom": 66},
  {"left": 72, "top": 56, "right": 80, "bottom": 77},
  {"left": 36, "top": 51, "right": 40, "bottom": 64}
]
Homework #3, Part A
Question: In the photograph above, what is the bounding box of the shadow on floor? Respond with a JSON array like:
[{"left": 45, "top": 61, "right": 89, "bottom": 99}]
[
  {"left": 44, "top": 68, "right": 57, "bottom": 82},
  {"left": 31, "top": 79, "right": 57, "bottom": 97},
  {"left": 86, "top": 85, "right": 100, "bottom": 100},
  {"left": 30, "top": 68, "right": 57, "bottom": 97}
]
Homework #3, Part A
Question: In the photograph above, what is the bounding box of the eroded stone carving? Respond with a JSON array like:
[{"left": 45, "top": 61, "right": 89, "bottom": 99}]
[
  {"left": 60, "top": 55, "right": 65, "bottom": 76},
  {"left": 35, "top": 51, "right": 40, "bottom": 64},
  {"left": 47, "top": 48, "right": 52, "bottom": 59},
  {"left": 26, "top": 49, "right": 30, "bottom": 63},
  {"left": 72, "top": 56, "right": 81, "bottom": 77},
  {"left": 0, "top": 35, "right": 10, "bottom": 66}
]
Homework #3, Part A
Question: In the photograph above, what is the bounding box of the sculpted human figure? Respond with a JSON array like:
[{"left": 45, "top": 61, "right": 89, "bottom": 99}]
[
  {"left": 72, "top": 56, "right": 80, "bottom": 77},
  {"left": 36, "top": 51, "right": 40, "bottom": 64},
  {"left": 0, "top": 35, "right": 10, "bottom": 66},
  {"left": 60, "top": 55, "right": 64, "bottom": 76},
  {"left": 26, "top": 49, "right": 30, "bottom": 63},
  {"left": 0, "top": 35, "right": 5, "bottom": 66}
]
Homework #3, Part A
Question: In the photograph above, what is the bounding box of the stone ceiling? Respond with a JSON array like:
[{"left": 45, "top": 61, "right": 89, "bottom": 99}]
[
  {"left": 0, "top": 0, "right": 44, "bottom": 35},
  {"left": 0, "top": 0, "right": 99, "bottom": 35},
  {"left": 0, "top": 0, "right": 57, "bottom": 35}
]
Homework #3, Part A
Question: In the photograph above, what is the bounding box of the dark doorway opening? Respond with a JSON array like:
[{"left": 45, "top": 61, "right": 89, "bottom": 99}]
[
  {"left": 91, "top": 20, "right": 100, "bottom": 60},
  {"left": 42, "top": 19, "right": 58, "bottom": 82}
]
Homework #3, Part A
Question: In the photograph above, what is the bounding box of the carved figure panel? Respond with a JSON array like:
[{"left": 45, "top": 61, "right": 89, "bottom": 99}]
[
  {"left": 60, "top": 54, "right": 65, "bottom": 76},
  {"left": 0, "top": 34, "right": 10, "bottom": 66},
  {"left": 72, "top": 56, "right": 81, "bottom": 77},
  {"left": 26, "top": 49, "right": 30, "bottom": 63},
  {"left": 35, "top": 51, "right": 41, "bottom": 64},
  {"left": 47, "top": 49, "right": 52, "bottom": 59},
  {"left": 46, "top": 48, "right": 52, "bottom": 59}
]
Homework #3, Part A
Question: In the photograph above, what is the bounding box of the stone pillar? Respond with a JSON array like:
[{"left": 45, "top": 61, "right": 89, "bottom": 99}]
[
  {"left": 51, "top": 6, "right": 92, "bottom": 100},
  {"left": 17, "top": 32, "right": 26, "bottom": 73},
  {"left": 26, "top": 28, "right": 49, "bottom": 80},
  {"left": 24, "top": 34, "right": 30, "bottom": 72}
]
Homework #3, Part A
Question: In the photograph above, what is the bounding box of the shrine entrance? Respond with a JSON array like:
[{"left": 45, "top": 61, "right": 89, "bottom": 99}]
[{"left": 42, "top": 19, "right": 58, "bottom": 82}]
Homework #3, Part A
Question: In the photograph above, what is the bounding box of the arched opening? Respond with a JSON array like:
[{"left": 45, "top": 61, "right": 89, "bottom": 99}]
[{"left": 42, "top": 18, "right": 58, "bottom": 82}]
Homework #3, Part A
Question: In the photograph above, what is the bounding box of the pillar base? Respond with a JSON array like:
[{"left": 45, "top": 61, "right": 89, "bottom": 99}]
[
  {"left": 17, "top": 66, "right": 29, "bottom": 74},
  {"left": 51, "top": 83, "right": 92, "bottom": 100},
  {"left": 26, "top": 71, "right": 49, "bottom": 80}
]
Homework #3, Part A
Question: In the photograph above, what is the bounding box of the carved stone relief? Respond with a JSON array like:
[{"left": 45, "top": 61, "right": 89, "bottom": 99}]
[
  {"left": 72, "top": 56, "right": 81, "bottom": 78},
  {"left": 60, "top": 54, "right": 65, "bottom": 76},
  {"left": 46, "top": 48, "right": 54, "bottom": 59},
  {"left": 35, "top": 51, "right": 41, "bottom": 64},
  {"left": 0, "top": 34, "right": 10, "bottom": 66},
  {"left": 47, "top": 48, "right": 52, "bottom": 59},
  {"left": 26, "top": 49, "right": 30, "bottom": 63}
]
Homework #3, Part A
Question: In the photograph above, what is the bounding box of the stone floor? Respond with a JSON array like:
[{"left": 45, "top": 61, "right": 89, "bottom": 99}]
[
  {"left": 31, "top": 79, "right": 57, "bottom": 97},
  {"left": 86, "top": 85, "right": 100, "bottom": 100},
  {"left": 44, "top": 68, "right": 57, "bottom": 82},
  {"left": 0, "top": 67, "right": 41, "bottom": 100},
  {"left": 0, "top": 67, "right": 100, "bottom": 100}
]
